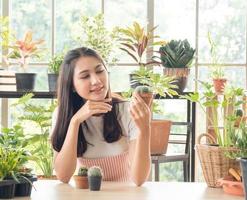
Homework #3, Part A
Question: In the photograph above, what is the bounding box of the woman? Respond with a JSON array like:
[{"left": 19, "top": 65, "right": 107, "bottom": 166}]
[{"left": 51, "top": 47, "right": 151, "bottom": 186}]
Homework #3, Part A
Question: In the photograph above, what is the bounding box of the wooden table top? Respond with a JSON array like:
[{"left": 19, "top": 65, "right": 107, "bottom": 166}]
[{"left": 18, "top": 180, "right": 245, "bottom": 200}]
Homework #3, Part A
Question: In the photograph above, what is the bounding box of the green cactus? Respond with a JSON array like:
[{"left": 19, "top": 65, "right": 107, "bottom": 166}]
[
  {"left": 135, "top": 85, "right": 153, "bottom": 94},
  {"left": 88, "top": 166, "right": 103, "bottom": 177},
  {"left": 235, "top": 109, "right": 243, "bottom": 117},
  {"left": 159, "top": 39, "right": 195, "bottom": 68},
  {"left": 78, "top": 166, "right": 88, "bottom": 176}
]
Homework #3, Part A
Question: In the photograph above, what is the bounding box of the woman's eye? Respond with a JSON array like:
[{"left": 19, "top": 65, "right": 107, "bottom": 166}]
[
  {"left": 96, "top": 70, "right": 104, "bottom": 74},
  {"left": 80, "top": 75, "right": 89, "bottom": 79}
]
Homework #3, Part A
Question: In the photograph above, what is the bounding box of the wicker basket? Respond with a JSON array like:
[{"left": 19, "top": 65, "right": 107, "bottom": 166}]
[{"left": 196, "top": 133, "right": 239, "bottom": 188}]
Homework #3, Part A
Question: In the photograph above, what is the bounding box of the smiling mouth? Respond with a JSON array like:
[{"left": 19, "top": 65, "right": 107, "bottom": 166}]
[{"left": 90, "top": 86, "right": 104, "bottom": 93}]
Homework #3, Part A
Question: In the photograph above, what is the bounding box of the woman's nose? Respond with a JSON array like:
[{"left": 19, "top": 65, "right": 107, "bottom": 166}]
[{"left": 90, "top": 74, "right": 101, "bottom": 85}]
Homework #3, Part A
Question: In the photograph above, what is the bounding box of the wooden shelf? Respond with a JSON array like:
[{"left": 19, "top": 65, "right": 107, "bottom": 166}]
[{"left": 0, "top": 91, "right": 56, "bottom": 98}]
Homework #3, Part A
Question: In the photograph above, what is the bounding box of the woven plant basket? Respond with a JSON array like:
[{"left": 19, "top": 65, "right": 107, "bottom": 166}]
[{"left": 196, "top": 133, "right": 239, "bottom": 188}]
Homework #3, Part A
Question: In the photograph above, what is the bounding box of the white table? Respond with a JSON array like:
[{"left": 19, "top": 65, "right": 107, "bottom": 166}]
[{"left": 17, "top": 180, "right": 245, "bottom": 200}]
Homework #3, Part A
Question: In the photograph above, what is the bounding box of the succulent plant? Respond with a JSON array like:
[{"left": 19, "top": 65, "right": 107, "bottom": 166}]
[
  {"left": 78, "top": 166, "right": 88, "bottom": 176},
  {"left": 88, "top": 166, "right": 103, "bottom": 177},
  {"left": 159, "top": 39, "right": 195, "bottom": 68}
]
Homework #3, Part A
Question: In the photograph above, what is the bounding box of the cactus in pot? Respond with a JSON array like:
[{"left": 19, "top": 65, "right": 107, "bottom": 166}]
[
  {"left": 234, "top": 109, "right": 245, "bottom": 128},
  {"left": 73, "top": 166, "right": 88, "bottom": 189},
  {"left": 88, "top": 166, "right": 103, "bottom": 191},
  {"left": 134, "top": 85, "right": 153, "bottom": 107}
]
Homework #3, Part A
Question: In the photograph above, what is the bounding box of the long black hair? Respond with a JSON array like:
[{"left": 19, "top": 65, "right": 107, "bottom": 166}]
[{"left": 51, "top": 47, "right": 123, "bottom": 157}]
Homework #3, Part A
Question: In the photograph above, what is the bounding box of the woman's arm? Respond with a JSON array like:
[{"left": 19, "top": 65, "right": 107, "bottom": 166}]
[
  {"left": 53, "top": 117, "right": 80, "bottom": 183},
  {"left": 53, "top": 100, "right": 112, "bottom": 183},
  {"left": 129, "top": 93, "right": 152, "bottom": 186}
]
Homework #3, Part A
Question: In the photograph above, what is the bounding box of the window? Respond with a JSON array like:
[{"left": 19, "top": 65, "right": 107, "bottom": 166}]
[
  {"left": 1, "top": 0, "right": 247, "bottom": 182},
  {"left": 55, "top": 0, "right": 101, "bottom": 53},
  {"left": 10, "top": 0, "right": 52, "bottom": 63}
]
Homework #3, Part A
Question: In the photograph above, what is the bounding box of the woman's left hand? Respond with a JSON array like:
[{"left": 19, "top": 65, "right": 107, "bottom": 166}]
[{"left": 130, "top": 92, "right": 152, "bottom": 134}]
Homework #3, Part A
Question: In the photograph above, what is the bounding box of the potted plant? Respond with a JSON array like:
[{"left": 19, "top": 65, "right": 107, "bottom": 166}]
[
  {"left": 182, "top": 81, "right": 245, "bottom": 187},
  {"left": 11, "top": 93, "right": 56, "bottom": 179},
  {"left": 234, "top": 109, "right": 245, "bottom": 127},
  {"left": 132, "top": 71, "right": 177, "bottom": 155},
  {"left": 159, "top": 39, "right": 195, "bottom": 93},
  {"left": 0, "top": 125, "right": 37, "bottom": 198},
  {"left": 3, "top": 30, "right": 44, "bottom": 91},
  {"left": 119, "top": 21, "right": 165, "bottom": 88},
  {"left": 134, "top": 85, "right": 153, "bottom": 107},
  {"left": 207, "top": 31, "right": 227, "bottom": 94},
  {"left": 0, "top": 147, "right": 22, "bottom": 199},
  {"left": 75, "top": 13, "right": 119, "bottom": 65},
  {"left": 0, "top": 146, "right": 36, "bottom": 199},
  {"left": 14, "top": 167, "right": 37, "bottom": 197},
  {"left": 74, "top": 167, "right": 89, "bottom": 189},
  {"left": 48, "top": 53, "right": 64, "bottom": 92},
  {"left": 88, "top": 166, "right": 103, "bottom": 191},
  {"left": 220, "top": 120, "right": 247, "bottom": 196}
]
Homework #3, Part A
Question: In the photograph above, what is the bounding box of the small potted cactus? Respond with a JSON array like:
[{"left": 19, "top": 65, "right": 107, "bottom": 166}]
[
  {"left": 234, "top": 109, "right": 245, "bottom": 127},
  {"left": 73, "top": 166, "right": 89, "bottom": 189},
  {"left": 88, "top": 166, "right": 103, "bottom": 191},
  {"left": 134, "top": 85, "right": 153, "bottom": 107}
]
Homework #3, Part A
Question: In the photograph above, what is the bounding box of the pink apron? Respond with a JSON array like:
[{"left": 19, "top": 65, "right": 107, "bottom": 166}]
[{"left": 77, "top": 151, "right": 130, "bottom": 182}]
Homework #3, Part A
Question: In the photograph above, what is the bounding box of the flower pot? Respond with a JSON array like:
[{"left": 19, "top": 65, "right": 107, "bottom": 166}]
[
  {"left": 150, "top": 120, "right": 172, "bottom": 155},
  {"left": 240, "top": 158, "right": 247, "bottom": 197},
  {"left": 0, "top": 180, "right": 16, "bottom": 199},
  {"left": 48, "top": 73, "right": 58, "bottom": 92},
  {"left": 163, "top": 68, "right": 189, "bottom": 94},
  {"left": 88, "top": 176, "right": 102, "bottom": 191},
  {"left": 73, "top": 176, "right": 89, "bottom": 189},
  {"left": 15, "top": 73, "right": 36, "bottom": 91},
  {"left": 15, "top": 176, "right": 37, "bottom": 197},
  {"left": 234, "top": 116, "right": 247, "bottom": 127},
  {"left": 218, "top": 176, "right": 244, "bottom": 196},
  {"left": 213, "top": 78, "right": 227, "bottom": 94},
  {"left": 139, "top": 93, "right": 153, "bottom": 107}
]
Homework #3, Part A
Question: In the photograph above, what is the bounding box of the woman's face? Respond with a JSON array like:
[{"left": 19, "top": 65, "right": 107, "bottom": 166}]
[{"left": 73, "top": 56, "right": 109, "bottom": 101}]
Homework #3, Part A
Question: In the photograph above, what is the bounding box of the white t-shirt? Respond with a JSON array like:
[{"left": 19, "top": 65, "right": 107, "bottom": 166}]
[{"left": 51, "top": 101, "right": 138, "bottom": 158}]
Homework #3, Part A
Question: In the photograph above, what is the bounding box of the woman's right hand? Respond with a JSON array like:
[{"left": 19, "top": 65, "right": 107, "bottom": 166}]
[{"left": 72, "top": 98, "right": 112, "bottom": 124}]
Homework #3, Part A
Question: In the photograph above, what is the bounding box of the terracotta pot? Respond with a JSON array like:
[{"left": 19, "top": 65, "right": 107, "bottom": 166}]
[
  {"left": 218, "top": 177, "right": 244, "bottom": 196},
  {"left": 139, "top": 92, "right": 153, "bottom": 107},
  {"left": 213, "top": 78, "right": 227, "bottom": 94},
  {"left": 163, "top": 68, "right": 190, "bottom": 93},
  {"left": 234, "top": 116, "right": 247, "bottom": 127},
  {"left": 73, "top": 176, "right": 89, "bottom": 189},
  {"left": 150, "top": 120, "right": 172, "bottom": 155}
]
